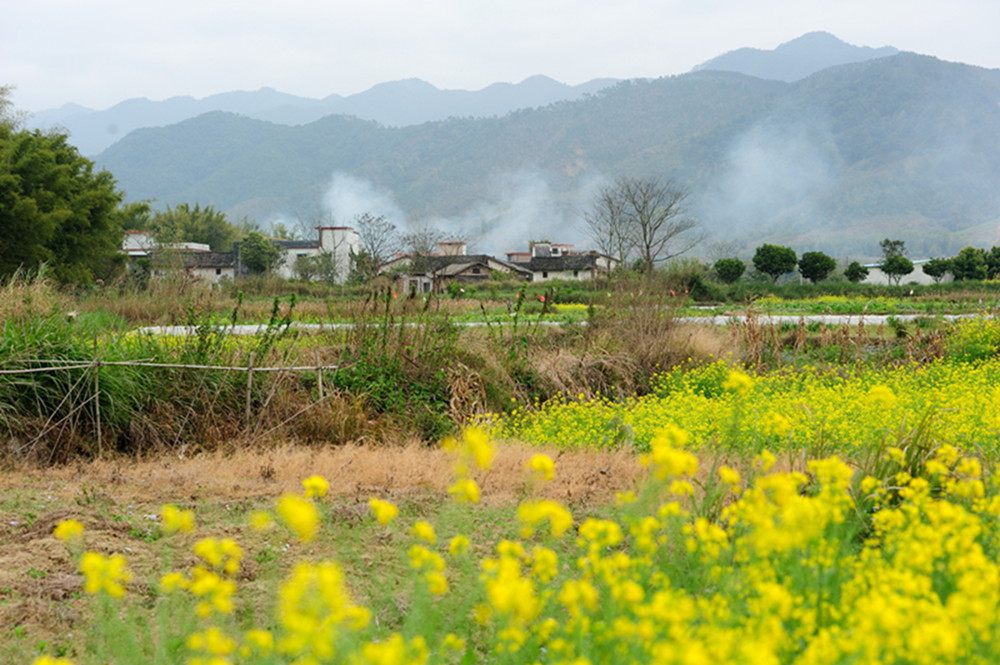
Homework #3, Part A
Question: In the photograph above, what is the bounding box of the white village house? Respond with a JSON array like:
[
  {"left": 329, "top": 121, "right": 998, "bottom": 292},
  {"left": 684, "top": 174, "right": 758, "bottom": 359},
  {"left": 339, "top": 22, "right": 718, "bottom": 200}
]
[
  {"left": 123, "top": 229, "right": 615, "bottom": 288},
  {"left": 860, "top": 259, "right": 951, "bottom": 286},
  {"left": 269, "top": 226, "right": 360, "bottom": 284},
  {"left": 380, "top": 241, "right": 532, "bottom": 294},
  {"left": 122, "top": 230, "right": 236, "bottom": 284},
  {"left": 505, "top": 242, "right": 619, "bottom": 282}
]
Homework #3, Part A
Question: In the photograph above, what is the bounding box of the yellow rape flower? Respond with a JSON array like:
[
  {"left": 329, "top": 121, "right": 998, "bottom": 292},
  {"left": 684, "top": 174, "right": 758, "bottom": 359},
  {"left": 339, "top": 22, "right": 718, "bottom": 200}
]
[
  {"left": 449, "top": 535, "right": 470, "bottom": 556},
  {"left": 189, "top": 566, "right": 237, "bottom": 616},
  {"left": 722, "top": 370, "right": 754, "bottom": 393},
  {"left": 642, "top": 426, "right": 697, "bottom": 480},
  {"left": 186, "top": 626, "right": 236, "bottom": 657},
  {"left": 426, "top": 571, "right": 449, "bottom": 595},
  {"left": 277, "top": 493, "right": 320, "bottom": 542},
  {"left": 358, "top": 633, "right": 429, "bottom": 665},
  {"left": 518, "top": 499, "right": 574, "bottom": 538},
  {"left": 241, "top": 629, "right": 275, "bottom": 657},
  {"left": 867, "top": 384, "right": 897, "bottom": 408},
  {"left": 448, "top": 478, "right": 481, "bottom": 503},
  {"left": 159, "top": 571, "right": 189, "bottom": 593},
  {"left": 301, "top": 474, "right": 330, "bottom": 498},
  {"left": 442, "top": 633, "right": 466, "bottom": 651},
  {"left": 526, "top": 453, "right": 556, "bottom": 481},
  {"left": 462, "top": 426, "right": 495, "bottom": 470},
  {"left": 161, "top": 504, "right": 196, "bottom": 534},
  {"left": 577, "top": 518, "right": 623, "bottom": 549},
  {"left": 249, "top": 510, "right": 274, "bottom": 531},
  {"left": 444, "top": 426, "right": 495, "bottom": 478},
  {"left": 53, "top": 518, "right": 84, "bottom": 544},
  {"left": 369, "top": 498, "right": 399, "bottom": 524},
  {"left": 31, "top": 658, "right": 76, "bottom": 665},
  {"left": 761, "top": 412, "right": 792, "bottom": 438},
  {"left": 408, "top": 544, "right": 445, "bottom": 572},
  {"left": 192, "top": 537, "right": 243, "bottom": 575},
  {"left": 718, "top": 465, "right": 741, "bottom": 487},
  {"left": 410, "top": 520, "right": 436, "bottom": 544},
  {"left": 754, "top": 449, "right": 777, "bottom": 472},
  {"left": 79, "top": 551, "right": 131, "bottom": 597}
]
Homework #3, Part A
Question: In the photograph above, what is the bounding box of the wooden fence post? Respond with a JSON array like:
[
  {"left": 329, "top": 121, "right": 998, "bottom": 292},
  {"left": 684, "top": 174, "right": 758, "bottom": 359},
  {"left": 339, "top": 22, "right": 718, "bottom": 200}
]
[{"left": 245, "top": 352, "right": 255, "bottom": 429}]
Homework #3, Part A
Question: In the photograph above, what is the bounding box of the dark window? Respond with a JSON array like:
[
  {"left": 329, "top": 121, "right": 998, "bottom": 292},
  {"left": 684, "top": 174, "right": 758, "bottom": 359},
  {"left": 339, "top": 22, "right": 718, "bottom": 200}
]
[
  {"left": 542, "top": 271, "right": 548, "bottom": 278},
  {"left": 472, "top": 267, "right": 481, "bottom": 274}
]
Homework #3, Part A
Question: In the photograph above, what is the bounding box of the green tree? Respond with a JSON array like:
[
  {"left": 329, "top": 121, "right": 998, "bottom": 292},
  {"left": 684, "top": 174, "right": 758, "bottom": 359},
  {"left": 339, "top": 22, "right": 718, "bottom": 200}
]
[
  {"left": 880, "top": 238, "right": 907, "bottom": 259},
  {"left": 985, "top": 247, "right": 1000, "bottom": 280},
  {"left": 119, "top": 200, "right": 153, "bottom": 231},
  {"left": 950, "top": 246, "right": 987, "bottom": 281},
  {"left": 0, "top": 88, "right": 124, "bottom": 283},
  {"left": 713, "top": 257, "right": 745, "bottom": 284},
  {"left": 881, "top": 255, "right": 914, "bottom": 286},
  {"left": 294, "top": 252, "right": 340, "bottom": 284},
  {"left": 239, "top": 231, "right": 283, "bottom": 275},
  {"left": 921, "top": 257, "right": 951, "bottom": 283},
  {"left": 798, "top": 251, "right": 837, "bottom": 284},
  {"left": 752, "top": 244, "right": 798, "bottom": 283},
  {"left": 879, "top": 238, "right": 913, "bottom": 286},
  {"left": 150, "top": 203, "right": 239, "bottom": 251},
  {"left": 844, "top": 261, "right": 869, "bottom": 283}
]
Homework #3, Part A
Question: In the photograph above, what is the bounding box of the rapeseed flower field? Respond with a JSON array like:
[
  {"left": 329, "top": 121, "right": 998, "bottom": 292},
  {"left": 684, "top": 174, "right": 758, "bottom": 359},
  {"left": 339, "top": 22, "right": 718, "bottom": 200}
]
[
  {"left": 486, "top": 355, "right": 1000, "bottom": 454},
  {"left": 36, "top": 420, "right": 1000, "bottom": 665}
]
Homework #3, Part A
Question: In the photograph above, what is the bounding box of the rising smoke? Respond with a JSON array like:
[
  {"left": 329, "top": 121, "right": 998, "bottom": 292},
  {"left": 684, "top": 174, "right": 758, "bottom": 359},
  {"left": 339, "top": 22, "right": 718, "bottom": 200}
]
[
  {"left": 696, "top": 119, "right": 844, "bottom": 250},
  {"left": 318, "top": 170, "right": 599, "bottom": 256}
]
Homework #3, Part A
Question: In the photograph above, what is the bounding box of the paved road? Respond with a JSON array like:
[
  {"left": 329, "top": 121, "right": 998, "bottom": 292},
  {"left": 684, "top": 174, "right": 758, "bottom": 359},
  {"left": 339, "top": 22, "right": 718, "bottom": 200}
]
[{"left": 137, "top": 312, "right": 978, "bottom": 336}]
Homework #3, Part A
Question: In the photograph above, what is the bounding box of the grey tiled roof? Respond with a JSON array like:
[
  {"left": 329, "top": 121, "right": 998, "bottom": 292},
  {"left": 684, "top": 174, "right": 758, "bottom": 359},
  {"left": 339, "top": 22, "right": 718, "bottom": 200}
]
[{"left": 513, "top": 255, "right": 603, "bottom": 272}]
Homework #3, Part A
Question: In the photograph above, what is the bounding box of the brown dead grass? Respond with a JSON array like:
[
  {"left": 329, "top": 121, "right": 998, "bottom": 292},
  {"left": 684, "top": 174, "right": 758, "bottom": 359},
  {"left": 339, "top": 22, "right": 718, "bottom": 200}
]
[
  {"left": 0, "top": 439, "right": 644, "bottom": 507},
  {"left": 0, "top": 440, "right": 644, "bottom": 654}
]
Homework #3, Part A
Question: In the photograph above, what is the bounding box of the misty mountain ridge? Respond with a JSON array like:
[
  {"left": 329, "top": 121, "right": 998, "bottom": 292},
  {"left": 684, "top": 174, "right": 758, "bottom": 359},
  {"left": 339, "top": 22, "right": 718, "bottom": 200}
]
[
  {"left": 28, "top": 75, "right": 619, "bottom": 156},
  {"left": 30, "top": 31, "right": 896, "bottom": 156},
  {"left": 692, "top": 31, "right": 900, "bottom": 81},
  {"left": 95, "top": 51, "right": 1000, "bottom": 260}
]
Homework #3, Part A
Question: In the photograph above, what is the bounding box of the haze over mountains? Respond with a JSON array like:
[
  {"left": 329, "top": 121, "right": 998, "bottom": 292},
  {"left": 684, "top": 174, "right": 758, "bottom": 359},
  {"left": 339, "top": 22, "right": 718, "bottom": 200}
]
[
  {"left": 30, "top": 76, "right": 620, "bottom": 157},
  {"left": 33, "top": 33, "right": 1000, "bottom": 259}
]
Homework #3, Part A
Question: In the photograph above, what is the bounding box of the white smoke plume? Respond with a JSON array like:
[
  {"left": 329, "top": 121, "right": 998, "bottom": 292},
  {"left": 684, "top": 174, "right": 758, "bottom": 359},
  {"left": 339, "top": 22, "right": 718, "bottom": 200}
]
[
  {"left": 697, "top": 119, "right": 844, "bottom": 249},
  {"left": 320, "top": 170, "right": 598, "bottom": 257}
]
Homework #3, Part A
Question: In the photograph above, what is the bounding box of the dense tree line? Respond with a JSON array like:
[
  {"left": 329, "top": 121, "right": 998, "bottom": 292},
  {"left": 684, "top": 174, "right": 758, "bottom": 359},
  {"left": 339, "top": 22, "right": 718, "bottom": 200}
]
[{"left": 0, "top": 87, "right": 125, "bottom": 283}]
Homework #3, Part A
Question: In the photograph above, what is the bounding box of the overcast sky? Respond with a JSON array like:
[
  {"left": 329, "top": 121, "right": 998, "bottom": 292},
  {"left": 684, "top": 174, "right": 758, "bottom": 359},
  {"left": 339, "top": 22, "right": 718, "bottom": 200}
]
[{"left": 4, "top": 0, "right": 999, "bottom": 113}]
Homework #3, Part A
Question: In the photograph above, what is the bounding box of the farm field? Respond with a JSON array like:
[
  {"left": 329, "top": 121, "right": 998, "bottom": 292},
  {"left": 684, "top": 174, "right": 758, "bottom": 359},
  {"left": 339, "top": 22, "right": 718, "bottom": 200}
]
[{"left": 4, "top": 275, "right": 1000, "bottom": 664}]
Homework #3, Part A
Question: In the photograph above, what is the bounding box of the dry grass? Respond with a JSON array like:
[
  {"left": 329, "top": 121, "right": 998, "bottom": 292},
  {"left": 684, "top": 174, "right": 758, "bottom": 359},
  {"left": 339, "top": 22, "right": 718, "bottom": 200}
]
[
  {"left": 0, "top": 270, "right": 71, "bottom": 323},
  {"left": 0, "top": 440, "right": 645, "bottom": 507},
  {"left": 0, "top": 439, "right": 646, "bottom": 657}
]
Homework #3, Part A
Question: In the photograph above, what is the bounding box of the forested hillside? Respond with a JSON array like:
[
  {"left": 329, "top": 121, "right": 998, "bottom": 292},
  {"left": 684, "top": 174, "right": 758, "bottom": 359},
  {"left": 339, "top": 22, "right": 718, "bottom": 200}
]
[{"left": 97, "top": 53, "right": 1000, "bottom": 257}]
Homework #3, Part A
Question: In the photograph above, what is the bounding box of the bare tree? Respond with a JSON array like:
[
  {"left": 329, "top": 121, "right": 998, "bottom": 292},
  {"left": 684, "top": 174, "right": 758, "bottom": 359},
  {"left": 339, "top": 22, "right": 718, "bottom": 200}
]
[
  {"left": 585, "top": 177, "right": 702, "bottom": 275},
  {"left": 584, "top": 184, "right": 632, "bottom": 267},
  {"left": 351, "top": 212, "right": 400, "bottom": 281},
  {"left": 400, "top": 224, "right": 451, "bottom": 257},
  {"left": 622, "top": 177, "right": 701, "bottom": 276}
]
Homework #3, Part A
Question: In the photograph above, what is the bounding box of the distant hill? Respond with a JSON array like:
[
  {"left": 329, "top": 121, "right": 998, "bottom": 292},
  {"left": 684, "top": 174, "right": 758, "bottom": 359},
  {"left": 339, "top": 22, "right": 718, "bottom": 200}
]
[
  {"left": 27, "top": 76, "right": 618, "bottom": 156},
  {"left": 692, "top": 32, "right": 899, "bottom": 82},
  {"left": 95, "top": 52, "right": 1000, "bottom": 259}
]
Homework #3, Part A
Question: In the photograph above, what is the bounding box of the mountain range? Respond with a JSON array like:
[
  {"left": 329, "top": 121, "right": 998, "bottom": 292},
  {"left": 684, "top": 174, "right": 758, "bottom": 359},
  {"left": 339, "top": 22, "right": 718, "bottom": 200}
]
[
  {"left": 30, "top": 31, "right": 889, "bottom": 157},
  {"left": 29, "top": 76, "right": 619, "bottom": 156},
  {"left": 40, "top": 33, "right": 1000, "bottom": 259}
]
